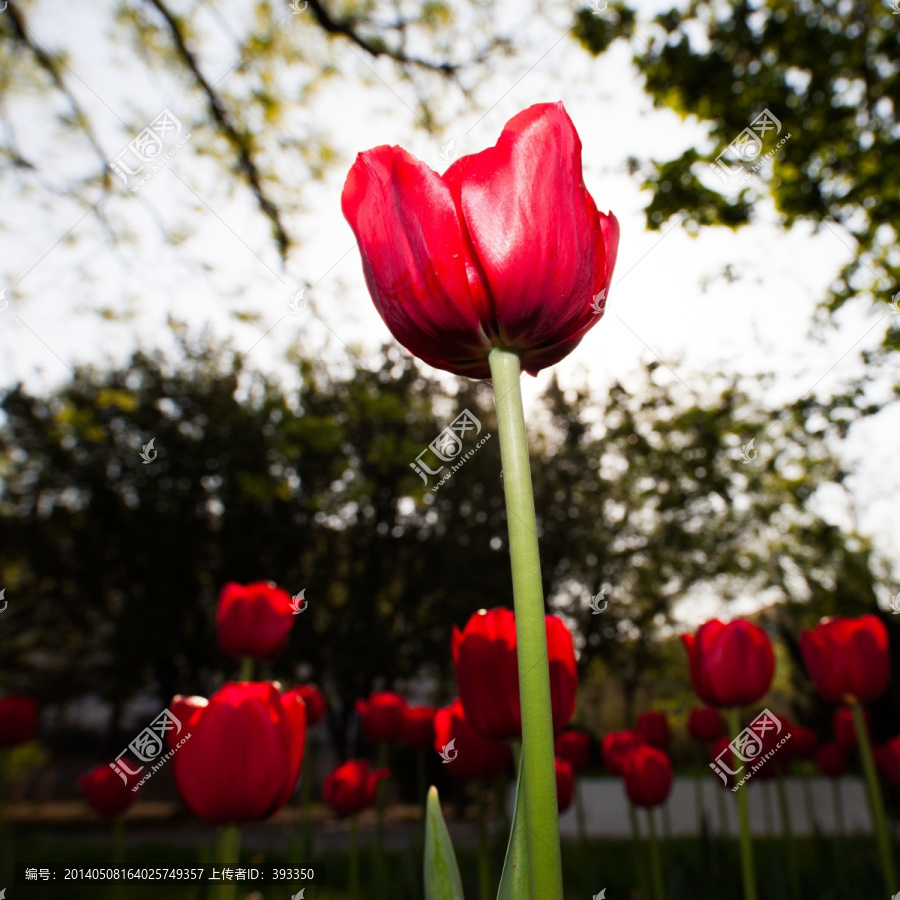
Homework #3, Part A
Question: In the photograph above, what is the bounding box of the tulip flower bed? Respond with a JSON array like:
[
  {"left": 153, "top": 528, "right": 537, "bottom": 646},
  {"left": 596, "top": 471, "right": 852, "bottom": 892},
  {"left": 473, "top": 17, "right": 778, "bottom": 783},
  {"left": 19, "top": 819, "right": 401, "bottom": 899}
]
[{"left": 2, "top": 101, "right": 899, "bottom": 900}]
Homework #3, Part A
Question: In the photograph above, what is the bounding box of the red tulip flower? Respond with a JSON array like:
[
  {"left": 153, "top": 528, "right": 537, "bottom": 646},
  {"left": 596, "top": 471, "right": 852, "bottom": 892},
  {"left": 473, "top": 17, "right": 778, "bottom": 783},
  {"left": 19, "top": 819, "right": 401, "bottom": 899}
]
[
  {"left": 681, "top": 619, "right": 775, "bottom": 708},
  {"left": 216, "top": 581, "right": 295, "bottom": 661},
  {"left": 0, "top": 694, "right": 39, "bottom": 747},
  {"left": 402, "top": 705, "right": 437, "bottom": 749},
  {"left": 452, "top": 608, "right": 576, "bottom": 741},
  {"left": 877, "top": 736, "right": 900, "bottom": 790},
  {"left": 341, "top": 103, "right": 620, "bottom": 380},
  {"left": 555, "top": 730, "right": 592, "bottom": 774},
  {"left": 355, "top": 692, "right": 408, "bottom": 743},
  {"left": 636, "top": 711, "right": 670, "bottom": 749},
  {"left": 623, "top": 745, "right": 673, "bottom": 808},
  {"left": 833, "top": 706, "right": 870, "bottom": 751},
  {"left": 78, "top": 764, "right": 140, "bottom": 818},
  {"left": 790, "top": 723, "right": 818, "bottom": 760},
  {"left": 433, "top": 700, "right": 512, "bottom": 782},
  {"left": 800, "top": 615, "right": 890, "bottom": 705},
  {"left": 815, "top": 742, "right": 850, "bottom": 778},
  {"left": 286, "top": 684, "right": 328, "bottom": 727},
  {"left": 555, "top": 757, "right": 575, "bottom": 813},
  {"left": 688, "top": 707, "right": 726, "bottom": 743},
  {"left": 601, "top": 730, "right": 645, "bottom": 777},
  {"left": 322, "top": 759, "right": 391, "bottom": 817},
  {"left": 171, "top": 682, "right": 306, "bottom": 824}
]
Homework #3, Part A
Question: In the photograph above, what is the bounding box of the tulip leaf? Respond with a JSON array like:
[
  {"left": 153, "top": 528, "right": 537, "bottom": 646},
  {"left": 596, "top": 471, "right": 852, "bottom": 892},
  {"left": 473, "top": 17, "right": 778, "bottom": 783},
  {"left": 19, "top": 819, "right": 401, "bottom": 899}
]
[
  {"left": 496, "top": 751, "right": 530, "bottom": 900},
  {"left": 424, "top": 785, "right": 466, "bottom": 900}
]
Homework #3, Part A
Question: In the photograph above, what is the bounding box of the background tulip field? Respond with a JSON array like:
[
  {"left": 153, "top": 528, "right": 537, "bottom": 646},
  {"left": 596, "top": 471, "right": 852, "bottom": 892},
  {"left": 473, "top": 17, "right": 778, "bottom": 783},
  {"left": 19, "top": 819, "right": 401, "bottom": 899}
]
[{"left": 2, "top": 0, "right": 900, "bottom": 898}]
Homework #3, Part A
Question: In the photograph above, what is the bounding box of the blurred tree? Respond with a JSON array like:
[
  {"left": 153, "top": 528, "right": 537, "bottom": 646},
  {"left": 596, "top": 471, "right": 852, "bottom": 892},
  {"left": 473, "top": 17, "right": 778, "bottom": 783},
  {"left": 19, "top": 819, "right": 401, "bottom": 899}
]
[
  {"left": 574, "top": 0, "right": 900, "bottom": 356},
  {"left": 1, "top": 336, "right": 890, "bottom": 752},
  {"left": 0, "top": 0, "right": 505, "bottom": 265}
]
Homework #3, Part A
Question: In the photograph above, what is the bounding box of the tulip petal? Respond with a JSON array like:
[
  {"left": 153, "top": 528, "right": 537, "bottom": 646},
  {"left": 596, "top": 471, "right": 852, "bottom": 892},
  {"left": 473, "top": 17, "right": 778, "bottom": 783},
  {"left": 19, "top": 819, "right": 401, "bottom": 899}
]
[
  {"left": 447, "top": 103, "right": 617, "bottom": 363},
  {"left": 342, "top": 146, "right": 493, "bottom": 377}
]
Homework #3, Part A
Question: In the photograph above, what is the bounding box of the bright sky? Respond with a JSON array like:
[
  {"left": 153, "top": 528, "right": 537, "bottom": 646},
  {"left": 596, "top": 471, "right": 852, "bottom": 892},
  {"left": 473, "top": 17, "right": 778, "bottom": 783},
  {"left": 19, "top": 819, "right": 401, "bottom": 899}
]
[{"left": 1, "top": 0, "right": 897, "bottom": 608}]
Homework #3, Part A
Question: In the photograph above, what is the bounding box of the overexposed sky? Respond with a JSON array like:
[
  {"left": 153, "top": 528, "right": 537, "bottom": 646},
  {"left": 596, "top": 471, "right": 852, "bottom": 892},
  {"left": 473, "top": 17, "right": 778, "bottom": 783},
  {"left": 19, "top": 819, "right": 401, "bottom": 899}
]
[{"left": 1, "top": 0, "right": 897, "bottom": 605}]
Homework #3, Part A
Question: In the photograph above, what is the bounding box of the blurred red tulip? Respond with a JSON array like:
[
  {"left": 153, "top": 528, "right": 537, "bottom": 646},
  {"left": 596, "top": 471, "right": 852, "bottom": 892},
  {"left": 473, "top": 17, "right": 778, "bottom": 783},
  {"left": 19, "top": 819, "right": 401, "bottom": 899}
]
[
  {"left": 433, "top": 700, "right": 512, "bottom": 782},
  {"left": 216, "top": 581, "right": 295, "bottom": 661},
  {"left": 815, "top": 742, "right": 850, "bottom": 778},
  {"left": 601, "top": 730, "right": 645, "bottom": 777},
  {"left": 709, "top": 736, "right": 737, "bottom": 789},
  {"left": 355, "top": 692, "right": 407, "bottom": 743},
  {"left": 286, "top": 684, "right": 327, "bottom": 727},
  {"left": 341, "top": 102, "right": 620, "bottom": 380},
  {"left": 833, "top": 706, "right": 870, "bottom": 751},
  {"left": 623, "top": 745, "right": 673, "bottom": 808},
  {"left": 790, "top": 723, "right": 818, "bottom": 760},
  {"left": 402, "top": 705, "right": 437, "bottom": 749},
  {"left": 79, "top": 764, "right": 140, "bottom": 818},
  {"left": 800, "top": 615, "right": 890, "bottom": 705},
  {"left": 0, "top": 694, "right": 39, "bottom": 747},
  {"left": 171, "top": 682, "right": 306, "bottom": 824},
  {"left": 452, "top": 608, "right": 577, "bottom": 741},
  {"left": 688, "top": 707, "right": 726, "bottom": 743},
  {"left": 877, "top": 736, "right": 900, "bottom": 789},
  {"left": 555, "top": 730, "right": 592, "bottom": 774},
  {"left": 323, "top": 759, "right": 390, "bottom": 817},
  {"left": 752, "top": 713, "right": 792, "bottom": 779},
  {"left": 636, "top": 711, "right": 670, "bottom": 749},
  {"left": 681, "top": 619, "right": 775, "bottom": 708},
  {"left": 556, "top": 757, "right": 575, "bottom": 813}
]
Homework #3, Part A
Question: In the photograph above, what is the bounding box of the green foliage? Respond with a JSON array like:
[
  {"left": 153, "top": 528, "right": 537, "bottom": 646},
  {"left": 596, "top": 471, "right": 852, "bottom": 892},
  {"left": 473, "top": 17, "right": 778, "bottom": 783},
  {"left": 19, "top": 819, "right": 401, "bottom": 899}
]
[
  {"left": 424, "top": 787, "right": 466, "bottom": 900},
  {"left": 574, "top": 0, "right": 900, "bottom": 347}
]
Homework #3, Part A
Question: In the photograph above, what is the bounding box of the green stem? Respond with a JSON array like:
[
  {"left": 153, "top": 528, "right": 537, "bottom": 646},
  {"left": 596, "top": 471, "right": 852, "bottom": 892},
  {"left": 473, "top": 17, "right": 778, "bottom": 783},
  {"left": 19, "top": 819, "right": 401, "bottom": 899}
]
[
  {"left": 775, "top": 775, "right": 800, "bottom": 900},
  {"left": 574, "top": 777, "right": 589, "bottom": 880},
  {"left": 301, "top": 754, "right": 313, "bottom": 861},
  {"left": 350, "top": 815, "right": 360, "bottom": 900},
  {"left": 489, "top": 346, "right": 563, "bottom": 900},
  {"left": 661, "top": 801, "right": 672, "bottom": 842},
  {"left": 214, "top": 825, "right": 241, "bottom": 900},
  {"left": 694, "top": 775, "right": 707, "bottom": 836},
  {"left": 628, "top": 802, "right": 646, "bottom": 897},
  {"left": 417, "top": 746, "right": 428, "bottom": 842},
  {"left": 761, "top": 782, "right": 773, "bottom": 837},
  {"left": 851, "top": 700, "right": 898, "bottom": 892},
  {"left": 112, "top": 816, "right": 125, "bottom": 900},
  {"left": 375, "top": 741, "right": 388, "bottom": 889},
  {"left": 831, "top": 779, "right": 848, "bottom": 896},
  {"left": 727, "top": 708, "right": 758, "bottom": 900},
  {"left": 238, "top": 657, "right": 253, "bottom": 681},
  {"left": 647, "top": 809, "right": 665, "bottom": 900},
  {"left": 477, "top": 783, "right": 491, "bottom": 900},
  {"left": 715, "top": 779, "right": 729, "bottom": 837}
]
